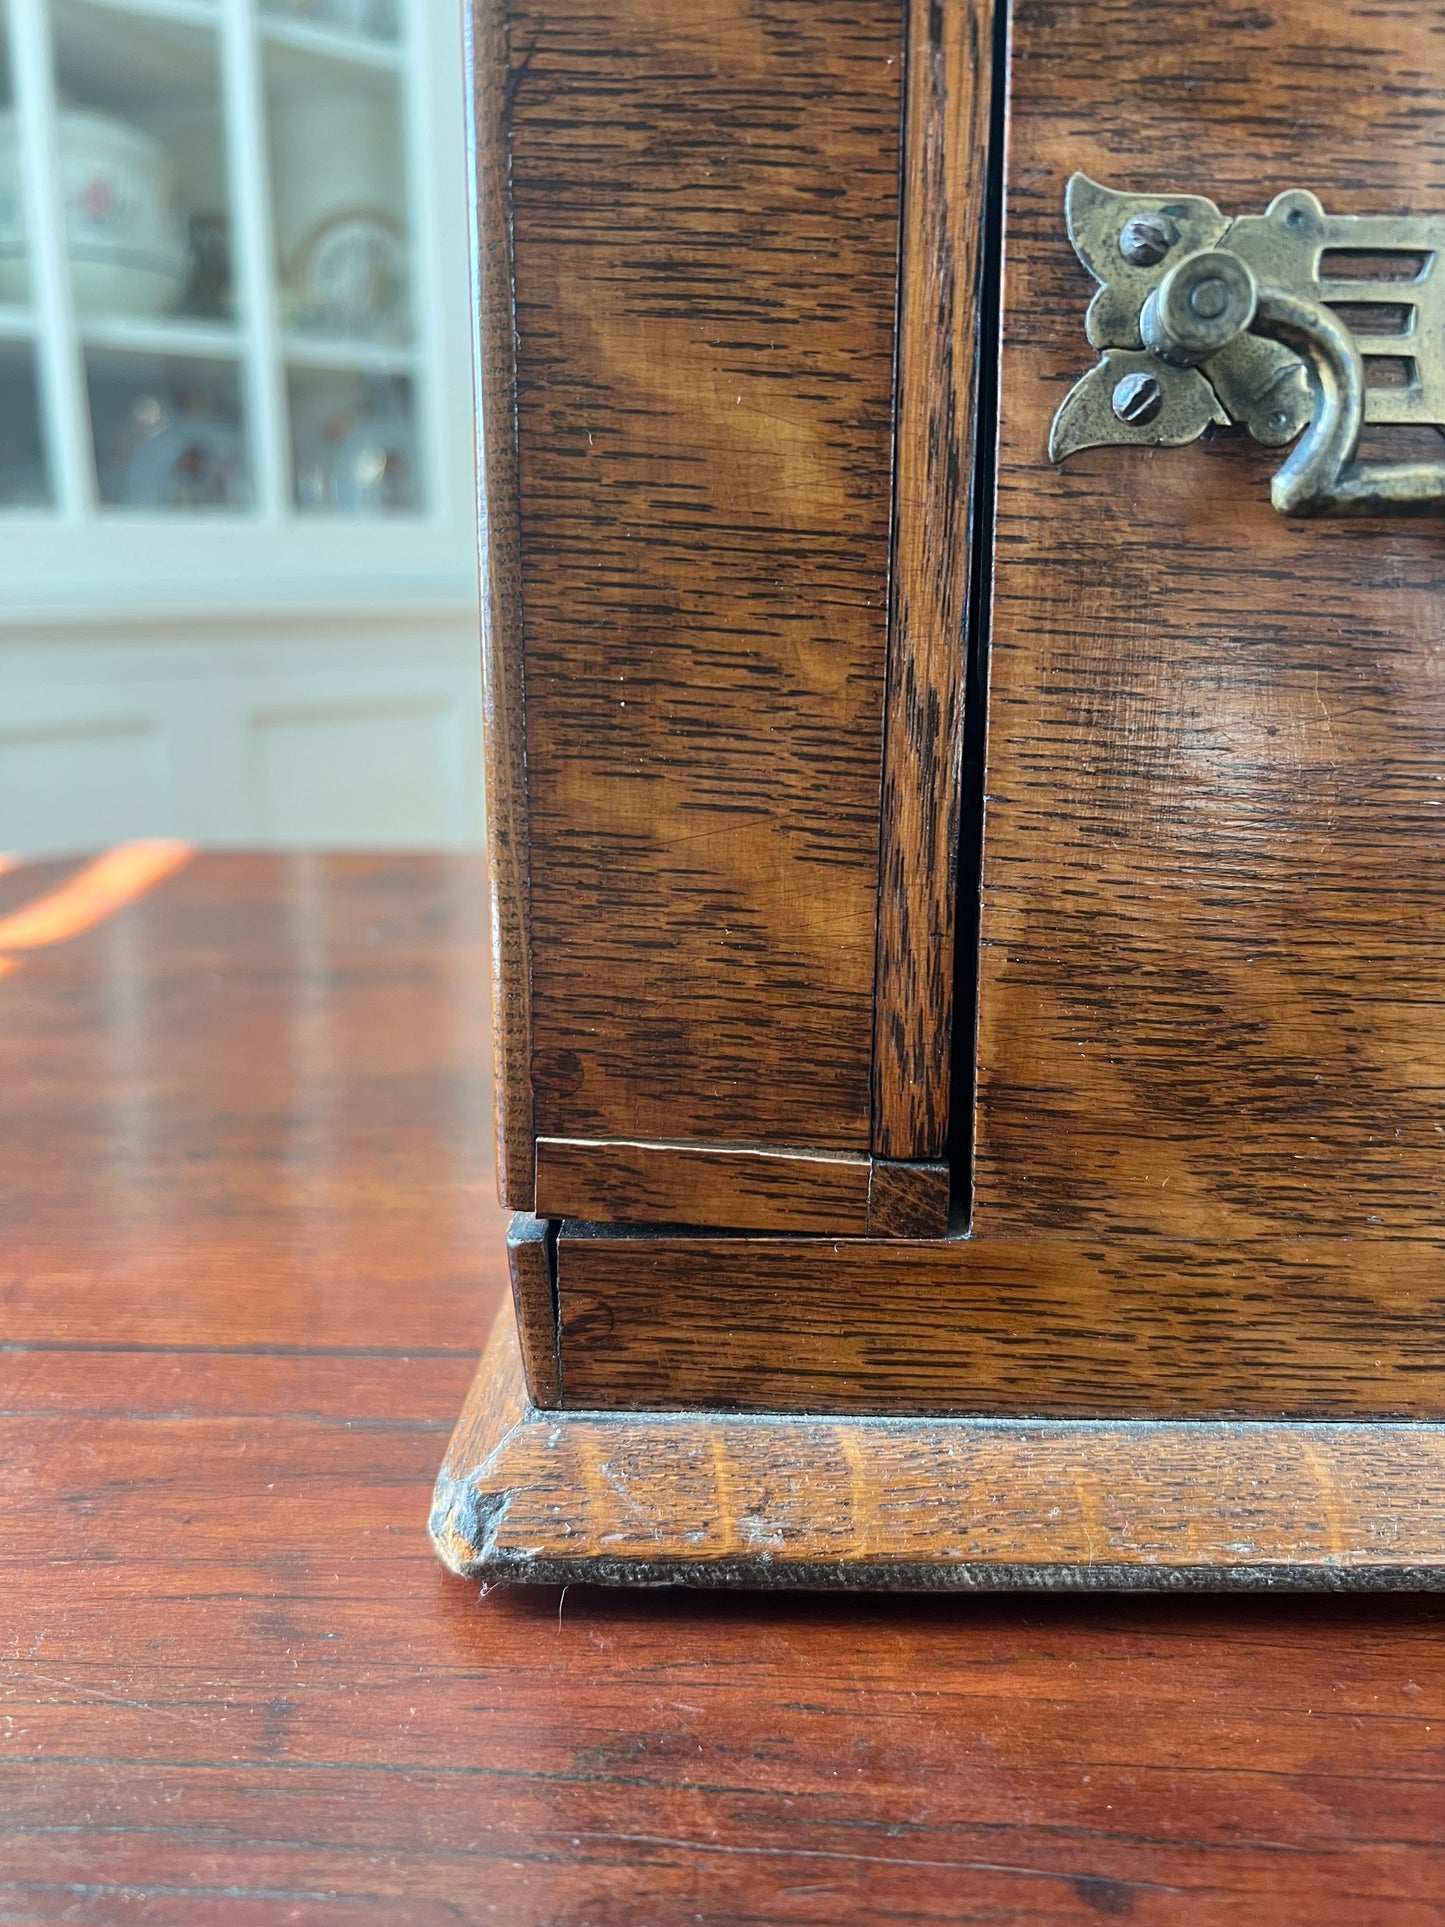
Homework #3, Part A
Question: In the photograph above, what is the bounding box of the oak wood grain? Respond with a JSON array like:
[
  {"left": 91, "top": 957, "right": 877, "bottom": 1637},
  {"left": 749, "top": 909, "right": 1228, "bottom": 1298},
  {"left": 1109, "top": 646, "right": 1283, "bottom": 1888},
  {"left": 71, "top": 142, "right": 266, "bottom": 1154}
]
[
  {"left": 533, "top": 1135, "right": 951, "bottom": 1236},
  {"left": 872, "top": 0, "right": 995, "bottom": 1161},
  {"left": 436, "top": 1301, "right": 1445, "bottom": 1587},
  {"left": 506, "top": 1210, "right": 560, "bottom": 1406},
  {"left": 6, "top": 851, "right": 1445, "bottom": 1924},
  {"left": 507, "top": 0, "right": 902, "bottom": 1155},
  {"left": 974, "top": 0, "right": 1445, "bottom": 1240},
  {"left": 867, "top": 1155, "right": 953, "bottom": 1235},
  {"left": 555, "top": 1222, "right": 1445, "bottom": 1416},
  {"left": 467, "top": 0, "right": 534, "bottom": 1209},
  {"left": 537, "top": 1133, "right": 873, "bottom": 1233}
]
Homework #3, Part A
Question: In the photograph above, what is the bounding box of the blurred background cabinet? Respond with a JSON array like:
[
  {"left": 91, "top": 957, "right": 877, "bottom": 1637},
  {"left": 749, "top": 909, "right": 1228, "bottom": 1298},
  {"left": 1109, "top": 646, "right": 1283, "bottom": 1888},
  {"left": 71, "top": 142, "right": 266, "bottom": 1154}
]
[{"left": 0, "top": 0, "right": 483, "bottom": 856}]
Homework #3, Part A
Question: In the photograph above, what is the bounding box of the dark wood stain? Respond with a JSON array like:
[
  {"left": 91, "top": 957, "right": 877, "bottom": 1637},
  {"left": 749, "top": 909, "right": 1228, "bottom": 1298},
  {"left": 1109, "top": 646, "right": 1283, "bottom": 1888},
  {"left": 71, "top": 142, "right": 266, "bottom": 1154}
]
[
  {"left": 533, "top": 1134, "right": 951, "bottom": 1235},
  {"left": 974, "top": 0, "right": 1445, "bottom": 1240},
  {"left": 873, "top": 0, "right": 994, "bottom": 1161},
  {"left": 437, "top": 1304, "right": 1445, "bottom": 1587},
  {"left": 555, "top": 1222, "right": 1445, "bottom": 1417},
  {"left": 509, "top": 0, "right": 903, "bottom": 1153},
  {"left": 506, "top": 1210, "right": 560, "bottom": 1405},
  {"left": 469, "top": 0, "right": 535, "bottom": 1209},
  {"left": 866, "top": 1155, "right": 952, "bottom": 1234}
]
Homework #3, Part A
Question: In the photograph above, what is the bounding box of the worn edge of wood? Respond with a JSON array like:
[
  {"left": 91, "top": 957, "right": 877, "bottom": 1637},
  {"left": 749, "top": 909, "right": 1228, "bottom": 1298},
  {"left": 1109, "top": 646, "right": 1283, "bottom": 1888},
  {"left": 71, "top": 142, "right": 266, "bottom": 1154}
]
[
  {"left": 506, "top": 1212, "right": 560, "bottom": 1408},
  {"left": 469, "top": 0, "right": 534, "bottom": 1209},
  {"left": 866, "top": 1158, "right": 951, "bottom": 1237},
  {"left": 536, "top": 1136, "right": 949, "bottom": 1237},
  {"left": 430, "top": 1299, "right": 1445, "bottom": 1591},
  {"left": 872, "top": 0, "right": 995, "bottom": 1161}
]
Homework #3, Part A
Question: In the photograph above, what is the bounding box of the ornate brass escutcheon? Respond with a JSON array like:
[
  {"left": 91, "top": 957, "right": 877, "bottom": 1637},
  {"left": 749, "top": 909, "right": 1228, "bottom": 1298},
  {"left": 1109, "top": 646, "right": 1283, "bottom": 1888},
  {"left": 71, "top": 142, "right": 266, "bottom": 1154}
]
[{"left": 1050, "top": 175, "right": 1445, "bottom": 515}]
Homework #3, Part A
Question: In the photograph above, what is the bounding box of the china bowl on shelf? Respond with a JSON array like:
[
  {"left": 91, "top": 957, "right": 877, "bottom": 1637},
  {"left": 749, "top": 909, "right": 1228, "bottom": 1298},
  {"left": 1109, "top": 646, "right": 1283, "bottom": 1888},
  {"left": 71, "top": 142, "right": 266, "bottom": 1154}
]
[
  {"left": 330, "top": 390, "right": 417, "bottom": 512},
  {"left": 0, "top": 107, "right": 189, "bottom": 318}
]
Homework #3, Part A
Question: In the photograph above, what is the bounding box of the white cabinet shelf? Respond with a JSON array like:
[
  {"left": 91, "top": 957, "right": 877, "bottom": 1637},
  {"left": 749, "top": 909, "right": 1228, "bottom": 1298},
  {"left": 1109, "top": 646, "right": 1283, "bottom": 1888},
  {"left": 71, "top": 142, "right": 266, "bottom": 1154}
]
[
  {"left": 83, "top": 0, "right": 220, "bottom": 27},
  {"left": 79, "top": 315, "right": 242, "bottom": 354},
  {"left": 0, "top": 0, "right": 476, "bottom": 619},
  {"left": 260, "top": 15, "right": 403, "bottom": 71}
]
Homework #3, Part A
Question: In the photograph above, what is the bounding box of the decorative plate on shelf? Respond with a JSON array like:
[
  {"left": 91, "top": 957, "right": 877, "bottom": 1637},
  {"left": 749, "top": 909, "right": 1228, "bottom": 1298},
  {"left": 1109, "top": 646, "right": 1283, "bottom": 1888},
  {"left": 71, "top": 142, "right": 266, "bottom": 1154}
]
[
  {"left": 113, "top": 394, "right": 249, "bottom": 511},
  {"left": 289, "top": 210, "right": 409, "bottom": 341}
]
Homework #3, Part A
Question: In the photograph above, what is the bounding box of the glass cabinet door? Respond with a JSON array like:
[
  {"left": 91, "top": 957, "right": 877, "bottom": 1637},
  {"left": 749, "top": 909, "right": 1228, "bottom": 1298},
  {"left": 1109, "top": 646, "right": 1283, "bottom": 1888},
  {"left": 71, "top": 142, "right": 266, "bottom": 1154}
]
[
  {"left": 3, "top": 0, "right": 436, "bottom": 522},
  {"left": 49, "top": 0, "right": 252, "bottom": 509},
  {"left": 261, "top": 17, "right": 421, "bottom": 512}
]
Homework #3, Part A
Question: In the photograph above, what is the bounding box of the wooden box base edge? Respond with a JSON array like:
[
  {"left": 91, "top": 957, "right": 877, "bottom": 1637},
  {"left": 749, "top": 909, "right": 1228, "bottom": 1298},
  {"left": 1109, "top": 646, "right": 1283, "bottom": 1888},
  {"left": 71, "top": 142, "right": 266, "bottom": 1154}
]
[{"left": 430, "top": 1303, "right": 1445, "bottom": 1592}]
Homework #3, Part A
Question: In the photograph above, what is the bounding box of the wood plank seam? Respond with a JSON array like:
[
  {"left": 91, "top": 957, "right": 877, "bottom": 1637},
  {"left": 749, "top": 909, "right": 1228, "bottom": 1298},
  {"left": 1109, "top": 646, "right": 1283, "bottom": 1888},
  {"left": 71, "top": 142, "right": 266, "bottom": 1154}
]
[{"left": 535, "top": 1135, "right": 949, "bottom": 1236}]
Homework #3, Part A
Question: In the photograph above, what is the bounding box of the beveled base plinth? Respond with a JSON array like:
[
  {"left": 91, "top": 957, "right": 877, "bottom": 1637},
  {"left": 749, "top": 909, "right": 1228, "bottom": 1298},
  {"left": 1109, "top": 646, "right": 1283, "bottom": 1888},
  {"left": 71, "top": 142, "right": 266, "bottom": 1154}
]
[{"left": 430, "top": 1303, "right": 1445, "bottom": 1590}]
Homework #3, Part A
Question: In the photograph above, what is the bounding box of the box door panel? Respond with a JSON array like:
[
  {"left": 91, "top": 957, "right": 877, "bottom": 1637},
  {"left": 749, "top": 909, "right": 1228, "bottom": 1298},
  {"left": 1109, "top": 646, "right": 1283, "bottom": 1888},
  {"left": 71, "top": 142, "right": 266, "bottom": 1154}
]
[{"left": 974, "top": 0, "right": 1445, "bottom": 1242}]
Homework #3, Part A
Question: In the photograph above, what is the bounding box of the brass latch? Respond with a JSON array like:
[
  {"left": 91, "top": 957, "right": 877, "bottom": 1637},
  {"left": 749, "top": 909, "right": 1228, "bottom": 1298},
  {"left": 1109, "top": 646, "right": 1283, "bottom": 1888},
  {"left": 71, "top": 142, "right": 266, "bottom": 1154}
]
[{"left": 1049, "top": 176, "right": 1445, "bottom": 515}]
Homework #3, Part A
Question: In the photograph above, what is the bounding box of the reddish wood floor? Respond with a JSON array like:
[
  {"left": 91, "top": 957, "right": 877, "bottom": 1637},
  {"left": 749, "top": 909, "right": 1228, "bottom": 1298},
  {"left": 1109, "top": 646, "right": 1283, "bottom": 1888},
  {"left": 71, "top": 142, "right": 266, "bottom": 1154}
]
[{"left": 2, "top": 852, "right": 1442, "bottom": 1925}]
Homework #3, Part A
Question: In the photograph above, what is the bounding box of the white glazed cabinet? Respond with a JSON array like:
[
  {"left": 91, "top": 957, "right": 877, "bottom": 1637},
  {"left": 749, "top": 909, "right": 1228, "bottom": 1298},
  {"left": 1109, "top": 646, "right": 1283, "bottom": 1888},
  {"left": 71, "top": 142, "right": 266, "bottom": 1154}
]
[{"left": 0, "top": 0, "right": 483, "bottom": 855}]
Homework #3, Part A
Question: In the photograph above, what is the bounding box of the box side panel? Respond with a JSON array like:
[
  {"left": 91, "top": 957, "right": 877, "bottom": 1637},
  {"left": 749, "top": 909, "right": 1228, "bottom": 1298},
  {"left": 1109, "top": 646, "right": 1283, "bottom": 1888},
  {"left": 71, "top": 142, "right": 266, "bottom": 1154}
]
[{"left": 509, "top": 0, "right": 903, "bottom": 1152}]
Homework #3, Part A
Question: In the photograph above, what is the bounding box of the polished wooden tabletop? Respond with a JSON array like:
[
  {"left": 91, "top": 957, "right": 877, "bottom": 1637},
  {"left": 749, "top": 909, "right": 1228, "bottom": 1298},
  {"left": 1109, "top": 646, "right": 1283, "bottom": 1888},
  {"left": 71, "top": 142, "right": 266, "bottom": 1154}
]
[{"left": 3, "top": 849, "right": 1442, "bottom": 1925}]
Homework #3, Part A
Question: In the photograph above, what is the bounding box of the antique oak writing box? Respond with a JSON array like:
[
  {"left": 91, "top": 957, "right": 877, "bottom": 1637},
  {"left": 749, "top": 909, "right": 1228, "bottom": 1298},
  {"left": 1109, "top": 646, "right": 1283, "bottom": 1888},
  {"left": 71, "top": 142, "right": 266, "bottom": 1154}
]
[{"left": 431, "top": 0, "right": 1445, "bottom": 1588}]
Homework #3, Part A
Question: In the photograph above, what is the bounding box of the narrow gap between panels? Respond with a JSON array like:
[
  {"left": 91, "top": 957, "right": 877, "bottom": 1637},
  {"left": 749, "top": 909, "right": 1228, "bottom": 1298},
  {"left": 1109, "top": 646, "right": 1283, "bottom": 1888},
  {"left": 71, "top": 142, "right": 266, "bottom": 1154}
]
[{"left": 948, "top": 0, "right": 1010, "bottom": 1229}]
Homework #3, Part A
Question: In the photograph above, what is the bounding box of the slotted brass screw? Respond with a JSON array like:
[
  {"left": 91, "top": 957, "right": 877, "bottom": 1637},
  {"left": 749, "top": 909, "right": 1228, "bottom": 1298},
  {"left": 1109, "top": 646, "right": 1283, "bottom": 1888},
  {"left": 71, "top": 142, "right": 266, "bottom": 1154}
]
[
  {"left": 1119, "top": 211, "right": 1177, "bottom": 267},
  {"left": 1112, "top": 372, "right": 1165, "bottom": 425}
]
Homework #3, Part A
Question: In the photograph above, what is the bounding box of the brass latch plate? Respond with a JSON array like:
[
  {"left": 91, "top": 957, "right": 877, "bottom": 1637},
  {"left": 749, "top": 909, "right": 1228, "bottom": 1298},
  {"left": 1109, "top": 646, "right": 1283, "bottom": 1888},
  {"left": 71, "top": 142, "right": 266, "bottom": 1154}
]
[{"left": 1050, "top": 176, "right": 1445, "bottom": 515}]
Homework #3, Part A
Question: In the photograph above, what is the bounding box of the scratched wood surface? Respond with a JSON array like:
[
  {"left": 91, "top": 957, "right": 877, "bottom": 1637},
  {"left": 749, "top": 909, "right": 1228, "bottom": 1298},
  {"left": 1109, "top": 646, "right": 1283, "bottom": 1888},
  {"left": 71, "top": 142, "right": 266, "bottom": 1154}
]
[
  {"left": 535, "top": 1134, "right": 877, "bottom": 1233},
  {"left": 532, "top": 1136, "right": 951, "bottom": 1236},
  {"left": 554, "top": 1223, "right": 1445, "bottom": 1415},
  {"left": 436, "top": 1304, "right": 1445, "bottom": 1586},
  {"left": 974, "top": 0, "right": 1445, "bottom": 1238},
  {"left": 4, "top": 851, "right": 1445, "bottom": 1923},
  {"left": 507, "top": 0, "right": 902, "bottom": 1157}
]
